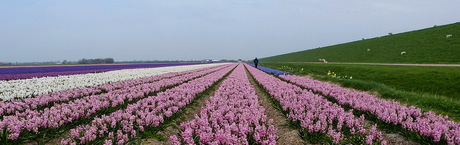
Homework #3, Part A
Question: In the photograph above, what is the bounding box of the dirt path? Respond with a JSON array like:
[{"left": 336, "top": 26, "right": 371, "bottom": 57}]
[
  {"left": 246, "top": 70, "right": 305, "bottom": 145},
  {"left": 141, "top": 75, "right": 225, "bottom": 145},
  {"left": 381, "top": 133, "right": 418, "bottom": 145},
  {"left": 285, "top": 62, "right": 460, "bottom": 67}
]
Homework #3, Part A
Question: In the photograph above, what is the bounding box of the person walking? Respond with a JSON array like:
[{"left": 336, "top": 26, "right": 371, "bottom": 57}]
[{"left": 254, "top": 57, "right": 259, "bottom": 68}]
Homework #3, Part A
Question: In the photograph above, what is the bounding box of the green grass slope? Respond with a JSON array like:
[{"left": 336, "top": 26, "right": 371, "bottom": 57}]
[
  {"left": 264, "top": 63, "right": 460, "bottom": 100},
  {"left": 262, "top": 22, "right": 460, "bottom": 64}
]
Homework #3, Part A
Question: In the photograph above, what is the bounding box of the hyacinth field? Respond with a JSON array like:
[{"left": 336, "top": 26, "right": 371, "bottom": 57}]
[
  {"left": 0, "top": 63, "right": 203, "bottom": 81},
  {"left": 1, "top": 63, "right": 459, "bottom": 145}
]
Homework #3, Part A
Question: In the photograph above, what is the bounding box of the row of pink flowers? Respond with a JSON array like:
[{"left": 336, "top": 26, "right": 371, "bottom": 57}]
[
  {"left": 245, "top": 64, "right": 385, "bottom": 145},
  {"left": 0, "top": 87, "right": 100, "bottom": 117},
  {"left": 0, "top": 64, "right": 232, "bottom": 141},
  {"left": 0, "top": 64, "right": 229, "bottom": 117},
  {"left": 280, "top": 75, "right": 460, "bottom": 144},
  {"left": 60, "top": 64, "right": 237, "bottom": 145},
  {"left": 170, "top": 64, "right": 277, "bottom": 145}
]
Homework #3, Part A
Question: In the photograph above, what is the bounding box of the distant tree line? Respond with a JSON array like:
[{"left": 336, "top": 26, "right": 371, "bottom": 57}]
[
  {"left": 0, "top": 62, "right": 12, "bottom": 65},
  {"left": 77, "top": 58, "right": 114, "bottom": 64}
]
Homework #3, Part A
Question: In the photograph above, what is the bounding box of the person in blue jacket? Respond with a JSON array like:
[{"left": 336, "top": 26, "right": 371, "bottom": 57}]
[{"left": 254, "top": 57, "right": 259, "bottom": 68}]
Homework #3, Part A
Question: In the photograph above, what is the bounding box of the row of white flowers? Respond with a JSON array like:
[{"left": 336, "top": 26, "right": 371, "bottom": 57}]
[{"left": 0, "top": 63, "right": 227, "bottom": 101}]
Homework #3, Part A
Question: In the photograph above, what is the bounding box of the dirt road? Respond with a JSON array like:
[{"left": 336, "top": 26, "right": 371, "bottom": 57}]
[{"left": 287, "top": 62, "right": 460, "bottom": 67}]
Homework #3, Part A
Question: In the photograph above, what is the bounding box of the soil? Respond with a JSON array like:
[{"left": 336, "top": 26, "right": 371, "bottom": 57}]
[
  {"left": 382, "top": 133, "right": 418, "bottom": 145},
  {"left": 21, "top": 130, "right": 68, "bottom": 145},
  {"left": 45, "top": 133, "right": 68, "bottom": 145}
]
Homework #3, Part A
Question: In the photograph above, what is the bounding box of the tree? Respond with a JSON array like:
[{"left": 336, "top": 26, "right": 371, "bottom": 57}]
[
  {"left": 77, "top": 58, "right": 114, "bottom": 64},
  {"left": 104, "top": 58, "right": 114, "bottom": 63}
]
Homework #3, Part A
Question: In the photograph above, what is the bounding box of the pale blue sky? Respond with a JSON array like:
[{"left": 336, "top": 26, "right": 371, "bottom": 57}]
[{"left": 1, "top": 0, "right": 459, "bottom": 62}]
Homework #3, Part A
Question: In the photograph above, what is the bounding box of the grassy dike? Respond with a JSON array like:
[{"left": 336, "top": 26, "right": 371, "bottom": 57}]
[
  {"left": 261, "top": 62, "right": 460, "bottom": 121},
  {"left": 262, "top": 22, "right": 460, "bottom": 64}
]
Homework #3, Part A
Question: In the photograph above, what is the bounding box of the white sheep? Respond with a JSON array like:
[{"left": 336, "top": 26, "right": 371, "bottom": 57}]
[
  {"left": 401, "top": 51, "right": 406, "bottom": 55},
  {"left": 367, "top": 49, "right": 371, "bottom": 52},
  {"left": 318, "top": 59, "right": 328, "bottom": 63},
  {"left": 446, "top": 34, "right": 452, "bottom": 39}
]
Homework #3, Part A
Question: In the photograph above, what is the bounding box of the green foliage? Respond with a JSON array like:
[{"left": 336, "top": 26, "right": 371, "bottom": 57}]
[
  {"left": 327, "top": 70, "right": 352, "bottom": 79},
  {"left": 262, "top": 22, "right": 460, "bottom": 64},
  {"left": 299, "top": 131, "right": 332, "bottom": 144},
  {"left": 266, "top": 63, "right": 460, "bottom": 100}
]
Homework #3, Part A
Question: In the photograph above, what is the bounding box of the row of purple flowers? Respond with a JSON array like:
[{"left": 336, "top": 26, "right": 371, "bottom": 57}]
[
  {"left": 280, "top": 75, "right": 460, "bottom": 145},
  {"left": 245, "top": 64, "right": 385, "bottom": 144},
  {"left": 60, "top": 64, "right": 237, "bottom": 145},
  {"left": 0, "top": 64, "right": 230, "bottom": 143},
  {"left": 0, "top": 63, "right": 203, "bottom": 80},
  {"left": 170, "top": 64, "right": 277, "bottom": 145},
  {"left": 245, "top": 63, "right": 292, "bottom": 76}
]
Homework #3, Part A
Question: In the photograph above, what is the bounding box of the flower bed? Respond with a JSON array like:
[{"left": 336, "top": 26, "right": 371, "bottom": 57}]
[
  {"left": 245, "top": 64, "right": 385, "bottom": 144},
  {"left": 280, "top": 75, "right": 460, "bottom": 145},
  {"left": 170, "top": 64, "right": 277, "bottom": 145},
  {"left": 0, "top": 64, "right": 233, "bottom": 143},
  {"left": 0, "top": 64, "right": 229, "bottom": 117},
  {"left": 0, "top": 63, "right": 204, "bottom": 81},
  {"left": 60, "top": 64, "right": 237, "bottom": 145},
  {"left": 0, "top": 63, "right": 225, "bottom": 101}
]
